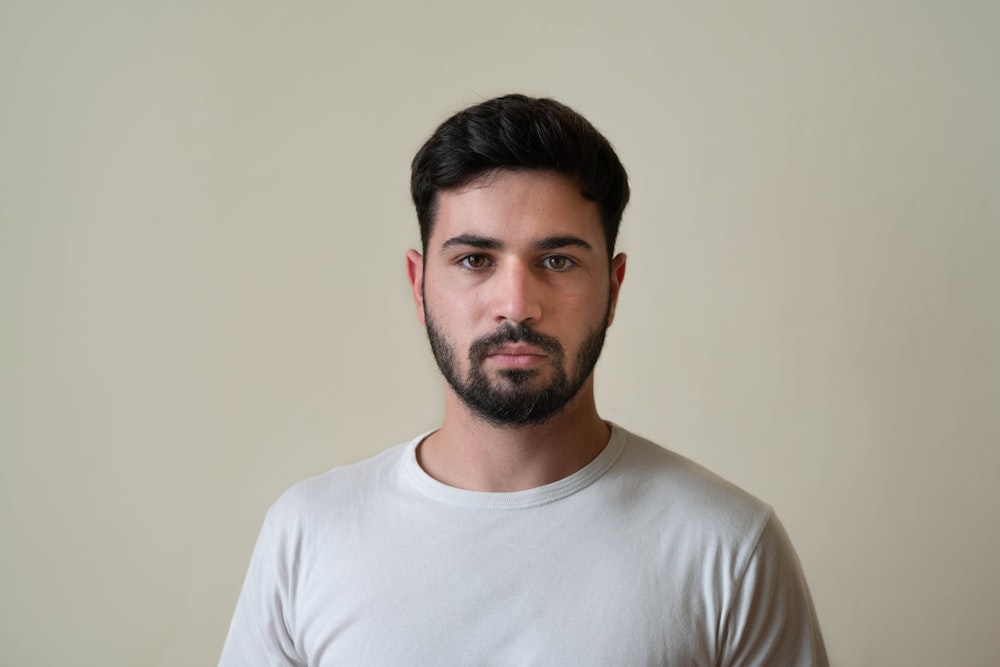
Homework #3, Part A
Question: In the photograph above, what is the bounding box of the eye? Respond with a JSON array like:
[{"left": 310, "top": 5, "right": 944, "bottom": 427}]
[
  {"left": 542, "top": 255, "right": 574, "bottom": 271},
  {"left": 459, "top": 254, "right": 490, "bottom": 270}
]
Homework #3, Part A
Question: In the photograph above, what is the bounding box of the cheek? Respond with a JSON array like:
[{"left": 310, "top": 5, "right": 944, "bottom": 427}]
[
  {"left": 425, "top": 289, "right": 486, "bottom": 347},
  {"left": 561, "top": 284, "right": 609, "bottom": 320},
  {"left": 427, "top": 277, "right": 489, "bottom": 321},
  {"left": 561, "top": 270, "right": 610, "bottom": 302}
]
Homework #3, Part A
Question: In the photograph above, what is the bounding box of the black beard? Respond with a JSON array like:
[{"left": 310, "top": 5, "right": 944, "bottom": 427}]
[{"left": 424, "top": 311, "right": 610, "bottom": 428}]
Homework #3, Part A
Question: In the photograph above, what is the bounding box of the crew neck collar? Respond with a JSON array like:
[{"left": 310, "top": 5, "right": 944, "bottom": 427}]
[{"left": 401, "top": 423, "right": 627, "bottom": 510}]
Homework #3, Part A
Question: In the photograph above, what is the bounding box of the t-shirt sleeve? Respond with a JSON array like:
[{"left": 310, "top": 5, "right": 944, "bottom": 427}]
[
  {"left": 718, "top": 512, "right": 829, "bottom": 666},
  {"left": 218, "top": 501, "right": 306, "bottom": 667}
]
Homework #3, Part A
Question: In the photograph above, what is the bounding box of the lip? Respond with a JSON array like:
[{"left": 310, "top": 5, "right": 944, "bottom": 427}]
[
  {"left": 490, "top": 344, "right": 546, "bottom": 356},
  {"left": 486, "top": 344, "right": 548, "bottom": 367}
]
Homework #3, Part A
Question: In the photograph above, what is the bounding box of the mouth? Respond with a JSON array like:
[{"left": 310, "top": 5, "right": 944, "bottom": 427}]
[{"left": 485, "top": 344, "right": 548, "bottom": 368}]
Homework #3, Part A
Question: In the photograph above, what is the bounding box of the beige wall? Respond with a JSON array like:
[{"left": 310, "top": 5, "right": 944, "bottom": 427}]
[{"left": 2, "top": 1, "right": 998, "bottom": 665}]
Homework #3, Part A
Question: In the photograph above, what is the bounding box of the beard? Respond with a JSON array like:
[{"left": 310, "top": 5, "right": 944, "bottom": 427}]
[{"left": 424, "top": 303, "right": 611, "bottom": 428}]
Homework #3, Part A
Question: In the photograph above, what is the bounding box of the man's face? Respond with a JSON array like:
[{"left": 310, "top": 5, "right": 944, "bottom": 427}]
[{"left": 406, "top": 170, "right": 627, "bottom": 427}]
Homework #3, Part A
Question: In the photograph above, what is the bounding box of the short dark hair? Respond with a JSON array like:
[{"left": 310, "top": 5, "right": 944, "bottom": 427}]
[{"left": 410, "top": 94, "right": 630, "bottom": 258}]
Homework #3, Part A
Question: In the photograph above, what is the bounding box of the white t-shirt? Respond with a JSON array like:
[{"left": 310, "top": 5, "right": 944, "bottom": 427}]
[{"left": 220, "top": 425, "right": 828, "bottom": 666}]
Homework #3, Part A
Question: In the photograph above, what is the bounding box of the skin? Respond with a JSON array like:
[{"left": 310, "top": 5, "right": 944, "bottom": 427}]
[{"left": 406, "top": 170, "right": 627, "bottom": 492}]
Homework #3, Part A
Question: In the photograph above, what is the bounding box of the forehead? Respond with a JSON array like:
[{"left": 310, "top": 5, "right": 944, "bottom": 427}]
[{"left": 430, "top": 170, "right": 605, "bottom": 251}]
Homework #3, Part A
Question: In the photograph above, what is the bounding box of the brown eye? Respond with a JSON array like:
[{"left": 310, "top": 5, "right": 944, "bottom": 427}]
[
  {"left": 543, "top": 255, "right": 573, "bottom": 271},
  {"left": 460, "top": 255, "right": 489, "bottom": 269}
]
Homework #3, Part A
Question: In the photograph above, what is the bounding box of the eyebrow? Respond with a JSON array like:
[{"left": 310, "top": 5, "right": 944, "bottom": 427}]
[
  {"left": 439, "top": 234, "right": 594, "bottom": 253},
  {"left": 440, "top": 234, "right": 502, "bottom": 251},
  {"left": 535, "top": 235, "right": 594, "bottom": 252}
]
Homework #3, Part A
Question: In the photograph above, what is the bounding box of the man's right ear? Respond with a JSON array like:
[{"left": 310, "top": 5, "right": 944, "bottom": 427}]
[{"left": 405, "top": 249, "right": 426, "bottom": 326}]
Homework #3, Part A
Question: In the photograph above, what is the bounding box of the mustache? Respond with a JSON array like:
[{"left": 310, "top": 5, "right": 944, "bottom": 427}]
[{"left": 468, "top": 324, "right": 564, "bottom": 361}]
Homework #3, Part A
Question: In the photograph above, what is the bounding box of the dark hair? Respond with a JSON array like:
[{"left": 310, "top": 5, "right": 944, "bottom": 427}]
[{"left": 410, "top": 94, "right": 630, "bottom": 258}]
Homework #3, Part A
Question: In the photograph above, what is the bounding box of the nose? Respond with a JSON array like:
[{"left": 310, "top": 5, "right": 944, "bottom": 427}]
[{"left": 493, "top": 259, "right": 542, "bottom": 325}]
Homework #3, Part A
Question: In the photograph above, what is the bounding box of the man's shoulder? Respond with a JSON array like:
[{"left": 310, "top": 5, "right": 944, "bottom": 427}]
[
  {"left": 264, "top": 435, "right": 419, "bottom": 525},
  {"left": 615, "top": 426, "right": 773, "bottom": 537}
]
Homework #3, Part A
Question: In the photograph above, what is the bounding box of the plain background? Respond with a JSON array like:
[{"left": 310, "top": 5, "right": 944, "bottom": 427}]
[{"left": 2, "top": 1, "right": 998, "bottom": 665}]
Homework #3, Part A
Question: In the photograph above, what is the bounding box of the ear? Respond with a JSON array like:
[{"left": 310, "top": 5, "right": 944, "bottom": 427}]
[
  {"left": 607, "top": 252, "right": 627, "bottom": 327},
  {"left": 406, "top": 249, "right": 426, "bottom": 326}
]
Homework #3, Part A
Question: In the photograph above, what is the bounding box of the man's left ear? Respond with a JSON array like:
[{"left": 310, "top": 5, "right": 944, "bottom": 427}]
[{"left": 607, "top": 252, "right": 627, "bottom": 326}]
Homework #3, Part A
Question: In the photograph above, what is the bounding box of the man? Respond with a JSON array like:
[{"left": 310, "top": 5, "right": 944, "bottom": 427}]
[{"left": 220, "top": 94, "right": 828, "bottom": 665}]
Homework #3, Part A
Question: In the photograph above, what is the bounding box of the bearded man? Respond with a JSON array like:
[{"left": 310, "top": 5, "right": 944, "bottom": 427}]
[{"left": 220, "top": 94, "right": 828, "bottom": 666}]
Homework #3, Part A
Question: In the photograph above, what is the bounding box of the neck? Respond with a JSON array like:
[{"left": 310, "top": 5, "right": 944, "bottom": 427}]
[{"left": 417, "top": 377, "right": 611, "bottom": 492}]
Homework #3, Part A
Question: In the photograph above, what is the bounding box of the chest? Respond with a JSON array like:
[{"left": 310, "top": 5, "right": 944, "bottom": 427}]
[{"left": 288, "top": 506, "right": 730, "bottom": 665}]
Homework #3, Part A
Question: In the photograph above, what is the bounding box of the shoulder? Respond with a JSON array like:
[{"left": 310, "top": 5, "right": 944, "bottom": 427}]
[
  {"left": 261, "top": 438, "right": 414, "bottom": 534},
  {"left": 609, "top": 426, "right": 774, "bottom": 544},
  {"left": 614, "top": 427, "right": 770, "bottom": 513},
  {"left": 611, "top": 428, "right": 828, "bottom": 663}
]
